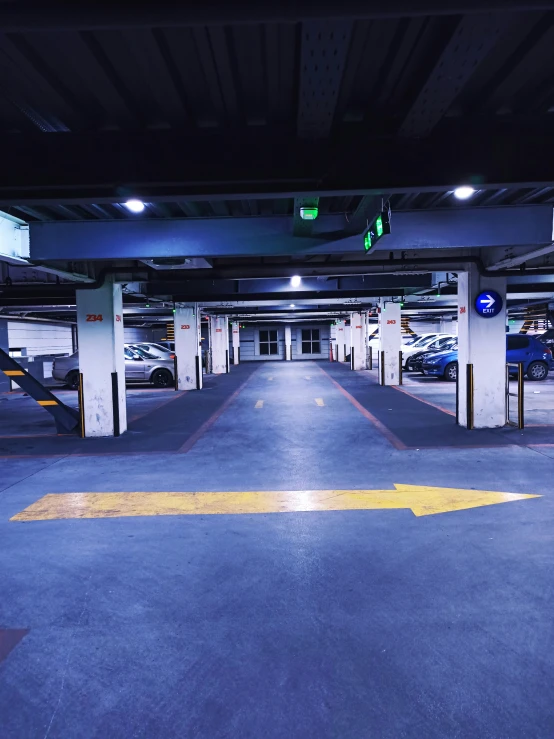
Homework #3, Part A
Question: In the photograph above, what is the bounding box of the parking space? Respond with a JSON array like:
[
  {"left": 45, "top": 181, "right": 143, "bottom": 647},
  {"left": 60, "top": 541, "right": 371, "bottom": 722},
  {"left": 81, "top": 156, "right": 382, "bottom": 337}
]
[
  {"left": 397, "top": 371, "right": 554, "bottom": 427},
  {"left": 2, "top": 360, "right": 554, "bottom": 737}
]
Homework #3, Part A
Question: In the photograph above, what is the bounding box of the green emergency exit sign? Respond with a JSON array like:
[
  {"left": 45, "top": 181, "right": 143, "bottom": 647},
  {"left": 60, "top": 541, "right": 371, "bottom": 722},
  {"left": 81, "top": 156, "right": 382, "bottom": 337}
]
[{"left": 363, "top": 211, "right": 391, "bottom": 253}]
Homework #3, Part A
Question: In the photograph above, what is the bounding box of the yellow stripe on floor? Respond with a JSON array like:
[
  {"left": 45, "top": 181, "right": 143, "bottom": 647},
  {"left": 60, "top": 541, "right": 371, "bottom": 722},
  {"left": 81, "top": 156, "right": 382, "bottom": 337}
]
[
  {"left": 37, "top": 400, "right": 58, "bottom": 406},
  {"left": 255, "top": 400, "right": 264, "bottom": 408},
  {"left": 3, "top": 370, "right": 24, "bottom": 376},
  {"left": 10, "top": 485, "right": 540, "bottom": 521},
  {"left": 315, "top": 398, "right": 325, "bottom": 406}
]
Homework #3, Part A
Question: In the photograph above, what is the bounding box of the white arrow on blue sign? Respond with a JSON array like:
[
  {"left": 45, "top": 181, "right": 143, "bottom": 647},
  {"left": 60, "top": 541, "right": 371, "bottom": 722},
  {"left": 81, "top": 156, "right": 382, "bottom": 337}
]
[{"left": 474, "top": 290, "right": 503, "bottom": 318}]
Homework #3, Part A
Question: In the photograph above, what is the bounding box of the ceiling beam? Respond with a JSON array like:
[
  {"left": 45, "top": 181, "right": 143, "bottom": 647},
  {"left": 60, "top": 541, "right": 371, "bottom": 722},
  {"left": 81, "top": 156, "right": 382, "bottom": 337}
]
[
  {"left": 4, "top": 127, "right": 554, "bottom": 203},
  {"left": 0, "top": 2, "right": 551, "bottom": 30},
  {"left": 400, "top": 14, "right": 513, "bottom": 137},
  {"left": 28, "top": 206, "right": 554, "bottom": 261}
]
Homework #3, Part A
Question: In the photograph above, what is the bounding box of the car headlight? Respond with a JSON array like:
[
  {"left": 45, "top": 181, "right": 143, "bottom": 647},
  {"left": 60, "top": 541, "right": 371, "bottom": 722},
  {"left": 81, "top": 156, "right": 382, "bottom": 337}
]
[{"left": 426, "top": 358, "right": 441, "bottom": 365}]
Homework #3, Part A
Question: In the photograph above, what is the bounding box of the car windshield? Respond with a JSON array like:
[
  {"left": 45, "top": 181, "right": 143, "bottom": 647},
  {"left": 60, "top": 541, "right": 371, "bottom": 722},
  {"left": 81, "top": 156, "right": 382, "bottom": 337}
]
[
  {"left": 412, "top": 335, "right": 436, "bottom": 347},
  {"left": 128, "top": 346, "right": 157, "bottom": 359}
]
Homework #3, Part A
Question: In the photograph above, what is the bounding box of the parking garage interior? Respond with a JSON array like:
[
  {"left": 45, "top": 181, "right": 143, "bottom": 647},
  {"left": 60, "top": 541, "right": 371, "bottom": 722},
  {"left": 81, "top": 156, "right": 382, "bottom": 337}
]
[{"left": 2, "top": 3, "right": 554, "bottom": 738}]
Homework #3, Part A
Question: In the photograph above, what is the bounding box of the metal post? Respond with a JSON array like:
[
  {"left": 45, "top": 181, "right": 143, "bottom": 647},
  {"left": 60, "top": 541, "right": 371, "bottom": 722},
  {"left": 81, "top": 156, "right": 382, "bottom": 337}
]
[
  {"left": 78, "top": 373, "right": 85, "bottom": 438},
  {"left": 399, "top": 351, "right": 403, "bottom": 386},
  {"left": 369, "top": 346, "right": 373, "bottom": 371},
  {"left": 195, "top": 355, "right": 201, "bottom": 390},
  {"left": 466, "top": 363, "right": 474, "bottom": 430},
  {"left": 380, "top": 351, "right": 385, "bottom": 386},
  {"left": 111, "top": 372, "right": 120, "bottom": 437},
  {"left": 351, "top": 347, "right": 354, "bottom": 370},
  {"left": 455, "top": 366, "right": 459, "bottom": 425},
  {"left": 518, "top": 362, "right": 525, "bottom": 429},
  {"left": 174, "top": 355, "right": 178, "bottom": 391}
]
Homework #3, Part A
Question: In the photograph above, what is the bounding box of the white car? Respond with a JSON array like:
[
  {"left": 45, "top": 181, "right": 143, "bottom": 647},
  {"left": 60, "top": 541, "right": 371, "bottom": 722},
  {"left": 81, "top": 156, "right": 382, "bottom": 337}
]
[
  {"left": 368, "top": 333, "right": 429, "bottom": 351},
  {"left": 128, "top": 342, "right": 174, "bottom": 359},
  {"left": 401, "top": 334, "right": 456, "bottom": 368}
]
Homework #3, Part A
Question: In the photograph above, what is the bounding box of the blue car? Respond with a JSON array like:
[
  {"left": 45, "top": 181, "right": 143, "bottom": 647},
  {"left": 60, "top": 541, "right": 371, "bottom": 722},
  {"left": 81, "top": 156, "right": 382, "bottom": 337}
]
[{"left": 422, "top": 335, "right": 554, "bottom": 382}]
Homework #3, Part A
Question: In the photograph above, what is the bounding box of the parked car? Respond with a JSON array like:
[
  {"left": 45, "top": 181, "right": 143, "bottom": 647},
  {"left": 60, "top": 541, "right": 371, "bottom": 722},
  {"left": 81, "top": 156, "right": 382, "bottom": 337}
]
[
  {"left": 128, "top": 342, "right": 175, "bottom": 359},
  {"left": 367, "top": 333, "right": 427, "bottom": 351},
  {"left": 401, "top": 333, "right": 453, "bottom": 369},
  {"left": 422, "top": 335, "right": 554, "bottom": 382},
  {"left": 406, "top": 336, "right": 458, "bottom": 372},
  {"left": 52, "top": 346, "right": 175, "bottom": 389}
]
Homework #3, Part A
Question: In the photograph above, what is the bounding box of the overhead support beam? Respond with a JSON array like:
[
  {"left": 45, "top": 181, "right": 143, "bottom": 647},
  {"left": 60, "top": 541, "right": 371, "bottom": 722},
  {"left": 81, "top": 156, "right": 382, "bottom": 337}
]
[
  {"left": 29, "top": 206, "right": 554, "bottom": 261},
  {"left": 400, "top": 14, "right": 512, "bottom": 137},
  {"left": 297, "top": 21, "right": 352, "bottom": 139},
  {"left": 0, "top": 1, "right": 548, "bottom": 31},
  {"left": 345, "top": 196, "right": 383, "bottom": 234},
  {"left": 486, "top": 243, "right": 554, "bottom": 271},
  {"left": 5, "top": 128, "right": 554, "bottom": 203}
]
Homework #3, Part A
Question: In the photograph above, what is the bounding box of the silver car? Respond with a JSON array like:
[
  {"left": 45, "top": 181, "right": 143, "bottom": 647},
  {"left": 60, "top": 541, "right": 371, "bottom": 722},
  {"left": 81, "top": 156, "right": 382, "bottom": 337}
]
[{"left": 52, "top": 346, "right": 175, "bottom": 389}]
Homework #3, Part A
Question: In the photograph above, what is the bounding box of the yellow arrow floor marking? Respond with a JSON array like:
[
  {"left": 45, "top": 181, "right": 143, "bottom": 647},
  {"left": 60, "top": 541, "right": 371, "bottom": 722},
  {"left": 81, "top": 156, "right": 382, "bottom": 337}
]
[
  {"left": 315, "top": 398, "right": 325, "bottom": 406},
  {"left": 255, "top": 400, "right": 264, "bottom": 408},
  {"left": 10, "top": 485, "right": 540, "bottom": 522}
]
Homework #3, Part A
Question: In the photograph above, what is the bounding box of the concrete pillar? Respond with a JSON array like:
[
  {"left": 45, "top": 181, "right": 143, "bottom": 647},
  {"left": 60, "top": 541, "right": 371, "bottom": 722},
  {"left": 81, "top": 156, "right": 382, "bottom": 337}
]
[
  {"left": 231, "top": 321, "right": 240, "bottom": 364},
  {"left": 350, "top": 312, "right": 366, "bottom": 370},
  {"left": 174, "top": 304, "right": 202, "bottom": 390},
  {"left": 378, "top": 302, "right": 402, "bottom": 385},
  {"left": 284, "top": 325, "right": 292, "bottom": 360},
  {"left": 76, "top": 278, "right": 127, "bottom": 437},
  {"left": 458, "top": 265, "right": 506, "bottom": 428},
  {"left": 210, "top": 315, "right": 229, "bottom": 374},
  {"left": 0, "top": 318, "right": 9, "bottom": 392},
  {"left": 335, "top": 320, "right": 346, "bottom": 362}
]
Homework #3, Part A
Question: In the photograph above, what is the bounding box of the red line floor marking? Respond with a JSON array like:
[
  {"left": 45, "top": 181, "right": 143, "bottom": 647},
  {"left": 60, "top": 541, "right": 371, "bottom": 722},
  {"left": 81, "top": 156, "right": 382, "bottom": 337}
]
[
  {"left": 318, "top": 366, "right": 407, "bottom": 450},
  {"left": 0, "top": 629, "right": 29, "bottom": 663},
  {"left": 179, "top": 373, "right": 258, "bottom": 453},
  {"left": 391, "top": 385, "right": 456, "bottom": 417},
  {"left": 127, "top": 390, "right": 187, "bottom": 424}
]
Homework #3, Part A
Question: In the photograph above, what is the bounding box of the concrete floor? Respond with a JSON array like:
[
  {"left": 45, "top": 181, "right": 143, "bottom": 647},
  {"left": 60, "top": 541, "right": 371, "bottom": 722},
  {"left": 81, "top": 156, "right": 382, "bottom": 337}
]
[
  {"left": 1, "top": 361, "right": 554, "bottom": 737},
  {"left": 398, "top": 369, "right": 554, "bottom": 426}
]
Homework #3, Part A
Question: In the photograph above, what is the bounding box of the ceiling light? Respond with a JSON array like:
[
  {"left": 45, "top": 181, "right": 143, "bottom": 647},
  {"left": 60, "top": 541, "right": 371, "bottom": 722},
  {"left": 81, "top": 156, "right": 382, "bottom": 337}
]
[
  {"left": 453, "top": 186, "right": 475, "bottom": 200},
  {"left": 290, "top": 304, "right": 296, "bottom": 308},
  {"left": 291, "top": 275, "right": 301, "bottom": 288},
  {"left": 124, "top": 199, "right": 145, "bottom": 213}
]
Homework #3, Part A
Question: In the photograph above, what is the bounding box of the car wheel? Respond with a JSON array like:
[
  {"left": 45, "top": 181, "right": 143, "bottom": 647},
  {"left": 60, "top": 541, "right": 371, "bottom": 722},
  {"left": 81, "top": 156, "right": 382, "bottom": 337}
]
[
  {"left": 443, "top": 362, "right": 457, "bottom": 382},
  {"left": 151, "top": 369, "right": 173, "bottom": 388},
  {"left": 66, "top": 370, "right": 79, "bottom": 390},
  {"left": 526, "top": 361, "right": 548, "bottom": 381}
]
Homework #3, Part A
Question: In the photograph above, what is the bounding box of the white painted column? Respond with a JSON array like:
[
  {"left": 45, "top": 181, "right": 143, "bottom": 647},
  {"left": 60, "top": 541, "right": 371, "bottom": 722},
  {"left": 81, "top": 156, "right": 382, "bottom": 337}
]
[
  {"left": 378, "top": 302, "right": 402, "bottom": 385},
  {"left": 76, "top": 278, "right": 127, "bottom": 437},
  {"left": 210, "top": 315, "right": 229, "bottom": 374},
  {"left": 284, "top": 325, "right": 292, "bottom": 360},
  {"left": 335, "top": 320, "right": 346, "bottom": 362},
  {"left": 350, "top": 312, "right": 366, "bottom": 370},
  {"left": 174, "top": 304, "right": 202, "bottom": 390},
  {"left": 231, "top": 321, "right": 240, "bottom": 364},
  {"left": 458, "top": 265, "right": 506, "bottom": 428}
]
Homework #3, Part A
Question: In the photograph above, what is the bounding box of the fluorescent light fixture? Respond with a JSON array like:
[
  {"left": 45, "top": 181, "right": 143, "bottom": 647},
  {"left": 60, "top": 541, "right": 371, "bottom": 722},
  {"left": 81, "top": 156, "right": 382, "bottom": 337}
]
[
  {"left": 291, "top": 275, "right": 301, "bottom": 288},
  {"left": 124, "top": 199, "right": 145, "bottom": 213},
  {"left": 453, "top": 186, "right": 475, "bottom": 200},
  {"left": 290, "top": 304, "right": 296, "bottom": 308}
]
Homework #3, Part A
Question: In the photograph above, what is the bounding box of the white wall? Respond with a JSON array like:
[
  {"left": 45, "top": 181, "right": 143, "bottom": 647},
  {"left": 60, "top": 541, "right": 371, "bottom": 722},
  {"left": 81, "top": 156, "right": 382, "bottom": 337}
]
[
  {"left": 235, "top": 324, "right": 330, "bottom": 361},
  {"left": 8, "top": 321, "right": 73, "bottom": 357},
  {"left": 124, "top": 327, "right": 166, "bottom": 343}
]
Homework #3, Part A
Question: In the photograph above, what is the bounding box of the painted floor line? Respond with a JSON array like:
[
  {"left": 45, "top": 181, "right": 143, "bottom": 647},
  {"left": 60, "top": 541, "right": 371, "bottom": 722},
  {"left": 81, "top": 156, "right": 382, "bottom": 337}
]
[
  {"left": 11, "top": 485, "right": 540, "bottom": 521},
  {"left": 391, "top": 385, "right": 456, "bottom": 417},
  {"left": 178, "top": 370, "right": 259, "bottom": 453},
  {"left": 127, "top": 390, "right": 188, "bottom": 424},
  {"left": 255, "top": 400, "right": 264, "bottom": 408},
  {"left": 318, "top": 367, "right": 408, "bottom": 450},
  {"left": 315, "top": 398, "right": 325, "bottom": 406}
]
